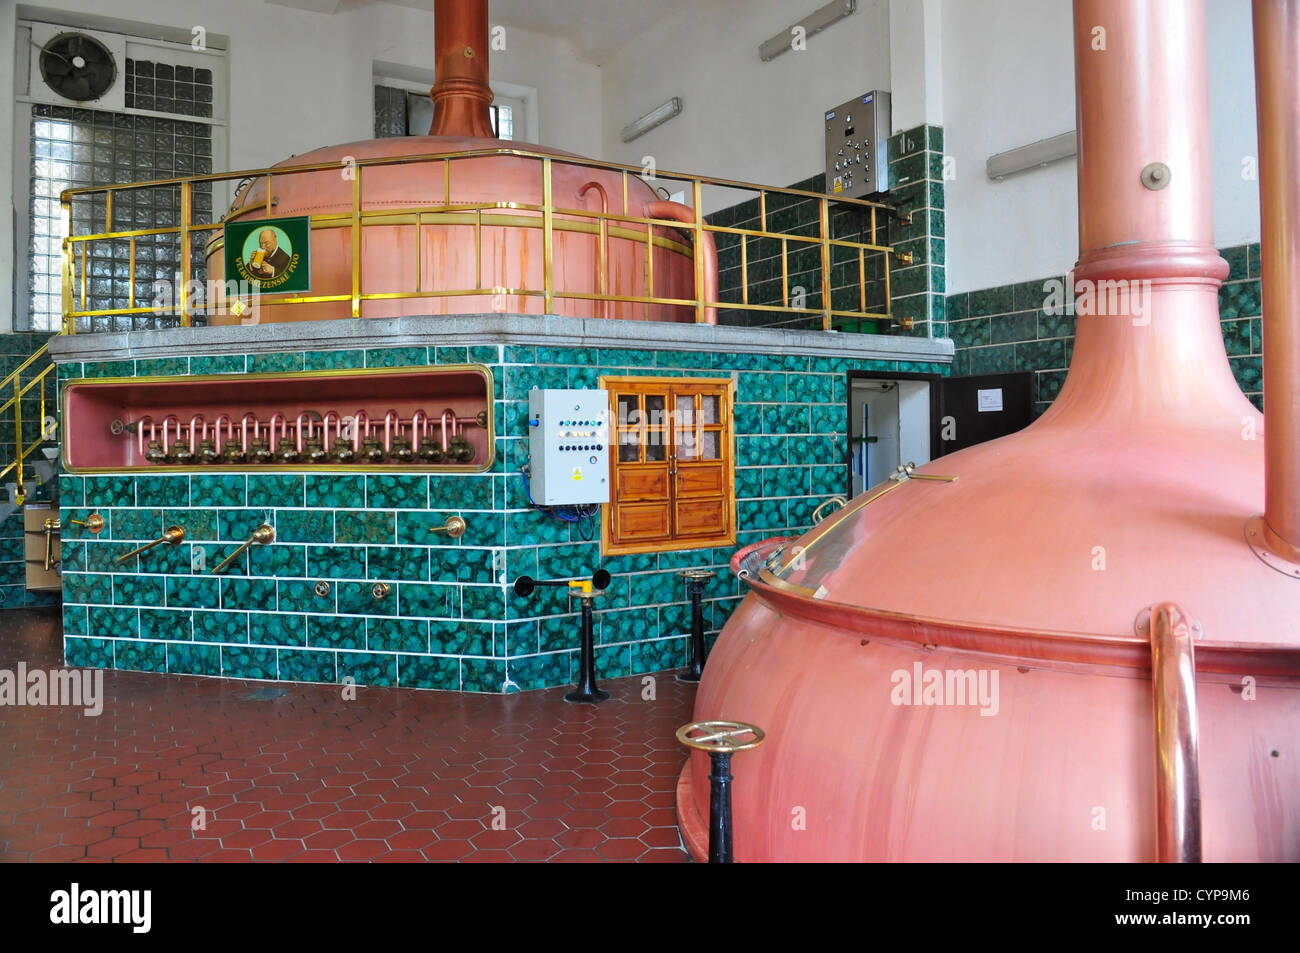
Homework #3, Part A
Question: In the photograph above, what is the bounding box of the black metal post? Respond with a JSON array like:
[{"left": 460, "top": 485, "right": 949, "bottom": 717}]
[
  {"left": 676, "top": 569, "right": 714, "bottom": 683},
  {"left": 707, "top": 750, "right": 734, "bottom": 863},
  {"left": 564, "top": 595, "right": 609, "bottom": 703}
]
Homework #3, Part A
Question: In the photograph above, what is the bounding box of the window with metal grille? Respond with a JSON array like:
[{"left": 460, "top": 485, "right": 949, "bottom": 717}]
[{"left": 374, "top": 83, "right": 515, "bottom": 140}]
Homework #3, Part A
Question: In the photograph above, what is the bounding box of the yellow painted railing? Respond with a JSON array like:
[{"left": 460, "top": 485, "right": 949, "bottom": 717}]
[
  {"left": 58, "top": 148, "right": 905, "bottom": 334},
  {"left": 0, "top": 342, "right": 57, "bottom": 502}
]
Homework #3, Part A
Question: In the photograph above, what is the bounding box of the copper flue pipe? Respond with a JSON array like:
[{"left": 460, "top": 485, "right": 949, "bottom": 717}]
[
  {"left": 1252, "top": 0, "right": 1300, "bottom": 560},
  {"left": 428, "top": 0, "right": 496, "bottom": 138},
  {"left": 1148, "top": 603, "right": 1202, "bottom": 863}
]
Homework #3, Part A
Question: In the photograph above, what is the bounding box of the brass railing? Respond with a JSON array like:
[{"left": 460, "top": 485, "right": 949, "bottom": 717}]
[
  {"left": 59, "top": 148, "right": 902, "bottom": 333},
  {"left": 0, "top": 342, "right": 56, "bottom": 501}
]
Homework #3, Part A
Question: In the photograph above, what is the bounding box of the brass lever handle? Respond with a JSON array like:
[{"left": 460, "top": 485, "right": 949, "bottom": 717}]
[
  {"left": 117, "top": 525, "right": 186, "bottom": 563},
  {"left": 211, "top": 524, "right": 275, "bottom": 575},
  {"left": 430, "top": 515, "right": 467, "bottom": 539},
  {"left": 41, "top": 518, "right": 60, "bottom": 572},
  {"left": 70, "top": 513, "right": 105, "bottom": 534}
]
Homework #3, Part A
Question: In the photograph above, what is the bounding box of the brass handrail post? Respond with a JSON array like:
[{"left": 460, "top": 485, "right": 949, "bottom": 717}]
[
  {"left": 1145, "top": 602, "right": 1202, "bottom": 863},
  {"left": 351, "top": 166, "right": 362, "bottom": 318},
  {"left": 693, "top": 179, "right": 706, "bottom": 324},
  {"left": 542, "top": 157, "right": 555, "bottom": 314},
  {"left": 179, "top": 180, "right": 192, "bottom": 327},
  {"left": 61, "top": 195, "right": 74, "bottom": 334},
  {"left": 819, "top": 197, "right": 832, "bottom": 330}
]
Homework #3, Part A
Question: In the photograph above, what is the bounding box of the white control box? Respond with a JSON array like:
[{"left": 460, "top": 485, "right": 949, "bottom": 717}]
[{"left": 527, "top": 388, "right": 611, "bottom": 506}]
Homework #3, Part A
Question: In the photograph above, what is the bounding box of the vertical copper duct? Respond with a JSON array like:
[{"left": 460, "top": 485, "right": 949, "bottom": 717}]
[
  {"left": 1056, "top": 0, "right": 1241, "bottom": 428},
  {"left": 428, "top": 0, "right": 496, "bottom": 138},
  {"left": 1252, "top": 0, "right": 1300, "bottom": 562}
]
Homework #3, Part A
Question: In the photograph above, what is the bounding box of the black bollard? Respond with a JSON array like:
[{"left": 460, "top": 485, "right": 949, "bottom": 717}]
[
  {"left": 676, "top": 721, "right": 766, "bottom": 863},
  {"left": 565, "top": 590, "right": 609, "bottom": 703},
  {"left": 675, "top": 568, "right": 716, "bottom": 682}
]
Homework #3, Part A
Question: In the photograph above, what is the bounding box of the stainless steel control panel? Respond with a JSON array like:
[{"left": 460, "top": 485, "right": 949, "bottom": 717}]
[{"left": 824, "top": 90, "right": 891, "bottom": 198}]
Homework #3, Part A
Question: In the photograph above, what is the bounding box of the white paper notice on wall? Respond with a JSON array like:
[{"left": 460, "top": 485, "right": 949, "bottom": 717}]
[{"left": 977, "top": 388, "right": 1004, "bottom": 413}]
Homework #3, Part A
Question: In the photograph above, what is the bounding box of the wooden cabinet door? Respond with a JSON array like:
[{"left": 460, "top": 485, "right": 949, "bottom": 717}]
[
  {"left": 611, "top": 386, "right": 673, "bottom": 545},
  {"left": 669, "top": 386, "right": 731, "bottom": 539}
]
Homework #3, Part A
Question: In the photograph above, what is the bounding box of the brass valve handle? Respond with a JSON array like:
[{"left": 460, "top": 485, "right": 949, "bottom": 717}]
[
  {"left": 116, "top": 526, "right": 186, "bottom": 563},
  {"left": 430, "top": 515, "right": 467, "bottom": 539},
  {"left": 41, "top": 519, "right": 60, "bottom": 571},
  {"left": 210, "top": 524, "right": 275, "bottom": 575},
  {"left": 70, "top": 513, "right": 105, "bottom": 534},
  {"left": 676, "top": 720, "right": 766, "bottom": 754}
]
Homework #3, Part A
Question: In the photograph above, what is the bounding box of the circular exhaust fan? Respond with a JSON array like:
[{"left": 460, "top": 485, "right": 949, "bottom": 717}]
[{"left": 39, "top": 32, "right": 117, "bottom": 103}]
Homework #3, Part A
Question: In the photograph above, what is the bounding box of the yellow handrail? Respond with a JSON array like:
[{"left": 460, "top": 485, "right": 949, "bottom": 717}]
[
  {"left": 58, "top": 145, "right": 903, "bottom": 334},
  {"left": 0, "top": 342, "right": 58, "bottom": 500}
]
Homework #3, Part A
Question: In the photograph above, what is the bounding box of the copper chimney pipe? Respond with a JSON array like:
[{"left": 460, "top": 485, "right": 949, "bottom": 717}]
[
  {"left": 1252, "top": 0, "right": 1300, "bottom": 563},
  {"left": 428, "top": 0, "right": 496, "bottom": 138}
]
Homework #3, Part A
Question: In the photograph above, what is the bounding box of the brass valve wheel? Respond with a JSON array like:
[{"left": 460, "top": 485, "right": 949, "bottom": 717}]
[{"left": 676, "top": 720, "right": 766, "bottom": 754}]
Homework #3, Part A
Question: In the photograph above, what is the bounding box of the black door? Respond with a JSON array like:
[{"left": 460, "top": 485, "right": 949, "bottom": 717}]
[{"left": 936, "top": 372, "right": 1035, "bottom": 455}]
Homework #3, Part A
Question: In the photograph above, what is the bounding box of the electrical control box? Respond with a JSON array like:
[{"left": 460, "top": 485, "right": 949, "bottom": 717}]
[
  {"left": 528, "top": 389, "right": 611, "bottom": 506},
  {"left": 825, "top": 90, "right": 891, "bottom": 198}
]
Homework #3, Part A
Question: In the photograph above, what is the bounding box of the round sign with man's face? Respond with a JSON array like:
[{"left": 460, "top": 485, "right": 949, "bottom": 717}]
[{"left": 241, "top": 226, "right": 293, "bottom": 265}]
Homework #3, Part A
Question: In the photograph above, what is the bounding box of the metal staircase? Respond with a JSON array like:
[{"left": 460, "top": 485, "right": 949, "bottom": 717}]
[{"left": 1, "top": 341, "right": 58, "bottom": 507}]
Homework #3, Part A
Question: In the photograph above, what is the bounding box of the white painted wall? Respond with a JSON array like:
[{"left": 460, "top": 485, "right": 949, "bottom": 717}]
[
  {"left": 0, "top": 0, "right": 601, "bottom": 330},
  {"left": 940, "top": 0, "right": 1260, "bottom": 294},
  {"left": 599, "top": 0, "right": 891, "bottom": 196}
]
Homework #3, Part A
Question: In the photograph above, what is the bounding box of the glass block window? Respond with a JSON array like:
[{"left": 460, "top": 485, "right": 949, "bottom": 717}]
[
  {"left": 27, "top": 103, "right": 213, "bottom": 333},
  {"left": 374, "top": 84, "right": 514, "bottom": 141},
  {"left": 492, "top": 104, "right": 513, "bottom": 140}
]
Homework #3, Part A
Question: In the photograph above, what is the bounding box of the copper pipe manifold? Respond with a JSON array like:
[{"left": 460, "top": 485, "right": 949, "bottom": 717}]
[{"left": 120, "top": 409, "right": 486, "bottom": 465}]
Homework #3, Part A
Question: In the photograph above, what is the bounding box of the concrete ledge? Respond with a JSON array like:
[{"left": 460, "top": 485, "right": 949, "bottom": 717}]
[{"left": 47, "top": 314, "right": 954, "bottom": 365}]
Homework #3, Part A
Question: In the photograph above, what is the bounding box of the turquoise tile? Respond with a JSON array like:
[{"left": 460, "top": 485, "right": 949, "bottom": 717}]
[
  {"left": 505, "top": 365, "right": 567, "bottom": 400},
  {"left": 193, "top": 610, "right": 248, "bottom": 643},
  {"left": 367, "top": 474, "right": 429, "bottom": 509},
  {"left": 277, "top": 509, "right": 334, "bottom": 544},
  {"left": 1219, "top": 280, "right": 1262, "bottom": 320},
  {"left": 110, "top": 508, "right": 163, "bottom": 541},
  {"left": 167, "top": 642, "right": 221, "bottom": 676},
  {"left": 787, "top": 373, "right": 832, "bottom": 404},
  {"left": 135, "top": 357, "right": 188, "bottom": 377},
  {"left": 398, "top": 582, "right": 454, "bottom": 617},
  {"left": 367, "top": 618, "right": 428, "bottom": 654},
  {"left": 508, "top": 653, "right": 571, "bottom": 691},
  {"left": 428, "top": 619, "right": 493, "bottom": 655},
  {"left": 197, "top": 544, "right": 242, "bottom": 577},
  {"left": 399, "top": 655, "right": 460, "bottom": 690},
  {"left": 59, "top": 476, "right": 84, "bottom": 507},
  {"left": 365, "top": 346, "right": 427, "bottom": 368},
  {"left": 367, "top": 545, "right": 429, "bottom": 581},
  {"left": 763, "top": 465, "right": 811, "bottom": 497},
  {"left": 335, "top": 511, "right": 394, "bottom": 544},
  {"left": 83, "top": 360, "right": 134, "bottom": 379},
  {"left": 468, "top": 345, "right": 500, "bottom": 364},
  {"left": 628, "top": 571, "right": 682, "bottom": 607},
  {"left": 139, "top": 608, "right": 192, "bottom": 640},
  {"left": 434, "top": 346, "right": 469, "bottom": 364},
  {"left": 631, "top": 636, "right": 686, "bottom": 673},
  {"left": 220, "top": 576, "right": 278, "bottom": 611},
  {"left": 249, "top": 612, "right": 306, "bottom": 647},
  {"left": 504, "top": 620, "right": 537, "bottom": 655},
  {"left": 1014, "top": 339, "right": 1069, "bottom": 372},
  {"left": 84, "top": 541, "right": 140, "bottom": 573},
  {"left": 503, "top": 345, "right": 537, "bottom": 363},
  {"left": 84, "top": 476, "right": 135, "bottom": 507},
  {"left": 63, "top": 604, "right": 89, "bottom": 636},
  {"left": 190, "top": 354, "right": 247, "bottom": 375},
  {"left": 279, "top": 579, "right": 326, "bottom": 613},
  {"left": 89, "top": 605, "right": 138, "bottom": 639},
  {"left": 593, "top": 644, "right": 631, "bottom": 679},
  {"left": 65, "top": 636, "right": 112, "bottom": 668},
  {"left": 809, "top": 464, "right": 845, "bottom": 496},
  {"left": 398, "top": 510, "right": 502, "bottom": 546},
  {"left": 308, "top": 615, "right": 365, "bottom": 649},
  {"left": 63, "top": 572, "right": 112, "bottom": 606},
  {"left": 428, "top": 546, "right": 494, "bottom": 584},
  {"left": 136, "top": 475, "right": 190, "bottom": 508},
  {"left": 277, "top": 648, "right": 337, "bottom": 683},
  {"left": 191, "top": 474, "right": 246, "bottom": 507},
  {"left": 969, "top": 344, "right": 1017, "bottom": 375},
  {"left": 218, "top": 509, "right": 271, "bottom": 540},
  {"left": 536, "top": 346, "right": 593, "bottom": 365},
  {"left": 1221, "top": 318, "right": 1253, "bottom": 356},
  {"left": 308, "top": 545, "right": 367, "bottom": 578},
  {"left": 460, "top": 585, "right": 503, "bottom": 620},
  {"left": 427, "top": 474, "right": 494, "bottom": 509},
  {"left": 167, "top": 575, "right": 220, "bottom": 610},
  {"left": 164, "top": 508, "right": 215, "bottom": 541},
  {"left": 249, "top": 473, "right": 305, "bottom": 507},
  {"left": 1231, "top": 355, "right": 1263, "bottom": 393},
  {"left": 306, "top": 474, "right": 365, "bottom": 508},
  {"left": 114, "top": 639, "right": 166, "bottom": 673},
  {"left": 338, "top": 580, "right": 396, "bottom": 616},
  {"left": 506, "top": 510, "right": 570, "bottom": 545},
  {"left": 249, "top": 352, "right": 304, "bottom": 373},
  {"left": 249, "top": 543, "right": 306, "bottom": 578},
  {"left": 222, "top": 645, "right": 278, "bottom": 680},
  {"left": 601, "top": 607, "right": 658, "bottom": 645},
  {"left": 113, "top": 574, "right": 165, "bottom": 607},
  {"left": 338, "top": 651, "right": 396, "bottom": 686},
  {"left": 303, "top": 349, "right": 363, "bottom": 371}
]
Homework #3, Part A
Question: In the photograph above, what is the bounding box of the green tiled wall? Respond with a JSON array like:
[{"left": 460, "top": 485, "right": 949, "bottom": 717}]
[
  {"left": 947, "top": 242, "right": 1264, "bottom": 415},
  {"left": 58, "top": 344, "right": 943, "bottom": 692},
  {"left": 886, "top": 125, "right": 946, "bottom": 340}
]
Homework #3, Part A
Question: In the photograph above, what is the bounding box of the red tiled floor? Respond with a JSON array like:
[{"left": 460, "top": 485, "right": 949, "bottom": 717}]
[{"left": 0, "top": 607, "right": 693, "bottom": 862}]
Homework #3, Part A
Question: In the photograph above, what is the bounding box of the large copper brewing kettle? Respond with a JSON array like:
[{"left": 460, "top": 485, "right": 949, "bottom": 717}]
[
  {"left": 205, "top": 2, "right": 714, "bottom": 325},
  {"left": 678, "top": 0, "right": 1300, "bottom": 862}
]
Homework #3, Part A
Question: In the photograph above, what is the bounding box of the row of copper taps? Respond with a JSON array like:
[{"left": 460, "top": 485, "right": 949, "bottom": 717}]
[{"left": 122, "top": 409, "right": 484, "bottom": 464}]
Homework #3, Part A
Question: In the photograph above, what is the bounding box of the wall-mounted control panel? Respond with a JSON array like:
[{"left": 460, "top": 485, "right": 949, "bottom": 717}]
[
  {"left": 528, "top": 389, "right": 611, "bottom": 506},
  {"left": 825, "top": 90, "right": 891, "bottom": 198}
]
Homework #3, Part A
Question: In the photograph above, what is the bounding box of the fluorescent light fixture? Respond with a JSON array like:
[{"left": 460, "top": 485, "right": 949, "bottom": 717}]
[
  {"left": 986, "top": 131, "right": 1077, "bottom": 181},
  {"left": 620, "top": 97, "right": 682, "bottom": 143},
  {"left": 759, "top": 0, "right": 857, "bottom": 62}
]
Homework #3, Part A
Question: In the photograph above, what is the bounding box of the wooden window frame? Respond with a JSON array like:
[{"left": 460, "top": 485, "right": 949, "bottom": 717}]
[{"left": 600, "top": 375, "right": 737, "bottom": 556}]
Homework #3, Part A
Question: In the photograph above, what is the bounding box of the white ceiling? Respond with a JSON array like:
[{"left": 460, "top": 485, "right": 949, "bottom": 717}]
[{"left": 378, "top": 0, "right": 698, "bottom": 64}]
